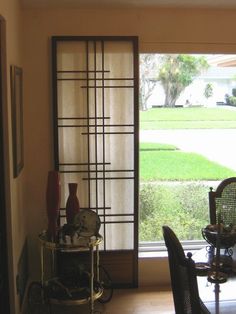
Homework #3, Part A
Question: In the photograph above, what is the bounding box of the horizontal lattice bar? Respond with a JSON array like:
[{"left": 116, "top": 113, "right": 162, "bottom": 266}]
[
  {"left": 59, "top": 162, "right": 111, "bottom": 166},
  {"left": 58, "top": 124, "right": 134, "bottom": 128},
  {"left": 57, "top": 77, "right": 134, "bottom": 81},
  {"left": 101, "top": 220, "right": 134, "bottom": 224},
  {"left": 81, "top": 85, "right": 134, "bottom": 88},
  {"left": 57, "top": 70, "right": 110, "bottom": 73},
  {"left": 57, "top": 117, "right": 110, "bottom": 120},
  {"left": 81, "top": 132, "right": 134, "bottom": 135},
  {"left": 60, "top": 169, "right": 134, "bottom": 173},
  {"left": 83, "top": 177, "right": 135, "bottom": 180},
  {"left": 59, "top": 206, "right": 112, "bottom": 211}
]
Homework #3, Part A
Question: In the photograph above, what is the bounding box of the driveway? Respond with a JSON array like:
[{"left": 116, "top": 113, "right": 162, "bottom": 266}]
[{"left": 140, "top": 129, "right": 236, "bottom": 171}]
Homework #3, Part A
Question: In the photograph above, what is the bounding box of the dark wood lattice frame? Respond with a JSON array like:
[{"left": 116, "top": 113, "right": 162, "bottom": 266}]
[{"left": 51, "top": 36, "right": 139, "bottom": 287}]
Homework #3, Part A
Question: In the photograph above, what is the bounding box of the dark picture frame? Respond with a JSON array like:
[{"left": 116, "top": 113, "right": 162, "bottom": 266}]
[{"left": 11, "top": 65, "right": 23, "bottom": 178}]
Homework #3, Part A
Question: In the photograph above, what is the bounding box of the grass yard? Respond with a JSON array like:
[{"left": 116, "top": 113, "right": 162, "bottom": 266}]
[
  {"left": 140, "top": 107, "right": 236, "bottom": 129},
  {"left": 140, "top": 142, "right": 236, "bottom": 181}
]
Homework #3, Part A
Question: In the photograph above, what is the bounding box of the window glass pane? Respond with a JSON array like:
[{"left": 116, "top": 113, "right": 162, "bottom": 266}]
[{"left": 139, "top": 53, "right": 236, "bottom": 244}]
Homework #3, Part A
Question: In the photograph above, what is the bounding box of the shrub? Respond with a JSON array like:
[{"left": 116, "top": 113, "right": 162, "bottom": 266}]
[
  {"left": 139, "top": 184, "right": 157, "bottom": 221},
  {"left": 229, "top": 96, "right": 236, "bottom": 106},
  {"left": 232, "top": 88, "right": 236, "bottom": 97},
  {"left": 139, "top": 182, "right": 211, "bottom": 241}
]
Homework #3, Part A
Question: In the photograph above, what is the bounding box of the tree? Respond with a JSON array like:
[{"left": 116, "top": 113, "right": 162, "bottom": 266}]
[
  {"left": 139, "top": 54, "right": 158, "bottom": 111},
  {"left": 157, "top": 54, "right": 209, "bottom": 107}
]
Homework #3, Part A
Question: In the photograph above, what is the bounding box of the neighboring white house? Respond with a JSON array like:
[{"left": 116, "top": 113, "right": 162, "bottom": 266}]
[{"left": 146, "top": 54, "right": 236, "bottom": 108}]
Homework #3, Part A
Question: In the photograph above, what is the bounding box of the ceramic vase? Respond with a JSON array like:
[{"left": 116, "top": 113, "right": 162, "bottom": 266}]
[
  {"left": 65, "top": 183, "right": 80, "bottom": 224},
  {"left": 46, "top": 170, "right": 60, "bottom": 241}
]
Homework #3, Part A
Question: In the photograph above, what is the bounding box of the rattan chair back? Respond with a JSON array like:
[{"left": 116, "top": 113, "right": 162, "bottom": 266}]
[{"left": 209, "top": 177, "right": 236, "bottom": 225}]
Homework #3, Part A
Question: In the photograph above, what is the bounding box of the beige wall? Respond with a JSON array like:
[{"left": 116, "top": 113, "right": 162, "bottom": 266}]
[
  {"left": 0, "top": 6, "right": 234, "bottom": 313},
  {"left": 22, "top": 7, "right": 236, "bottom": 53},
  {"left": 0, "top": 0, "right": 27, "bottom": 313}
]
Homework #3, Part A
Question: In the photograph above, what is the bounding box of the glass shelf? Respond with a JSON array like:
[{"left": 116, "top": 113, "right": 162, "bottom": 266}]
[{"left": 38, "top": 231, "right": 103, "bottom": 251}]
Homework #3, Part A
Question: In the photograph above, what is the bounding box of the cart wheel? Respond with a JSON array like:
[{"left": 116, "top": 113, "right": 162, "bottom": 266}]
[
  {"left": 98, "top": 265, "right": 113, "bottom": 303},
  {"left": 27, "top": 281, "right": 50, "bottom": 313}
]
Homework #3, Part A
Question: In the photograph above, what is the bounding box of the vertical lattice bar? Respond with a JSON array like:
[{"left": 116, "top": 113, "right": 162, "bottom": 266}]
[
  {"left": 86, "top": 41, "right": 91, "bottom": 209},
  {"left": 94, "top": 41, "right": 98, "bottom": 218},
  {"left": 101, "top": 40, "right": 106, "bottom": 250}
]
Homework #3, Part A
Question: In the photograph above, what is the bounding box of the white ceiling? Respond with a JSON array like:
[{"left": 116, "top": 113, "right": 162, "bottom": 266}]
[{"left": 20, "top": 0, "right": 236, "bottom": 9}]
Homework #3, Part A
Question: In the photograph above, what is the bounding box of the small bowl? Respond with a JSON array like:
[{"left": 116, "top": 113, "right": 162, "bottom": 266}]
[{"left": 202, "top": 228, "right": 236, "bottom": 249}]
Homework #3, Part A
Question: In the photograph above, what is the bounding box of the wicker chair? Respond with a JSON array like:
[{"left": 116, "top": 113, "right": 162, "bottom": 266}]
[
  {"left": 209, "top": 177, "right": 236, "bottom": 226},
  {"left": 162, "top": 225, "right": 210, "bottom": 314}
]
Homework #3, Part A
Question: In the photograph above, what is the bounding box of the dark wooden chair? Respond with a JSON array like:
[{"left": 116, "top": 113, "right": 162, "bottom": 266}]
[
  {"left": 162, "top": 225, "right": 210, "bottom": 314},
  {"left": 209, "top": 177, "right": 236, "bottom": 226}
]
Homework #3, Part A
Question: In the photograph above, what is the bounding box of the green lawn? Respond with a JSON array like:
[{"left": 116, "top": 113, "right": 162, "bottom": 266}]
[
  {"left": 140, "top": 143, "right": 236, "bottom": 181},
  {"left": 140, "top": 107, "right": 236, "bottom": 129},
  {"left": 139, "top": 108, "right": 236, "bottom": 180}
]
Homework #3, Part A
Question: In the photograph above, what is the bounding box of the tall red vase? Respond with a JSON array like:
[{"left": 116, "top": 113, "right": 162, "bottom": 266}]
[
  {"left": 46, "top": 170, "right": 60, "bottom": 241},
  {"left": 66, "top": 183, "right": 80, "bottom": 225}
]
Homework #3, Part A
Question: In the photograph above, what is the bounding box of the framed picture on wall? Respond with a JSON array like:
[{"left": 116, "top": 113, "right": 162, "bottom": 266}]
[{"left": 11, "top": 65, "right": 23, "bottom": 178}]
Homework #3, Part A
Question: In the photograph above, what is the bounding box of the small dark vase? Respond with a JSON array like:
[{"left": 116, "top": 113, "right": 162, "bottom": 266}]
[
  {"left": 66, "top": 183, "right": 80, "bottom": 224},
  {"left": 46, "top": 170, "right": 60, "bottom": 241}
]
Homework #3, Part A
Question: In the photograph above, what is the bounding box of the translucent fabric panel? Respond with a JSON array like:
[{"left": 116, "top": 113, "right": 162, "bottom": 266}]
[
  {"left": 104, "top": 79, "right": 133, "bottom": 87},
  {"left": 86, "top": 180, "right": 134, "bottom": 217},
  {"left": 104, "top": 134, "right": 134, "bottom": 171},
  {"left": 55, "top": 39, "right": 137, "bottom": 251},
  {"left": 104, "top": 180, "right": 134, "bottom": 215},
  {"left": 100, "top": 215, "right": 134, "bottom": 223},
  {"left": 104, "top": 42, "right": 134, "bottom": 79},
  {"left": 57, "top": 41, "right": 87, "bottom": 71},
  {"left": 104, "top": 88, "right": 134, "bottom": 125},
  {"left": 104, "top": 223, "right": 134, "bottom": 250},
  {"left": 58, "top": 128, "right": 88, "bottom": 164},
  {"left": 57, "top": 80, "right": 88, "bottom": 118},
  {"left": 85, "top": 133, "right": 134, "bottom": 171},
  {"left": 97, "top": 223, "right": 134, "bottom": 250}
]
